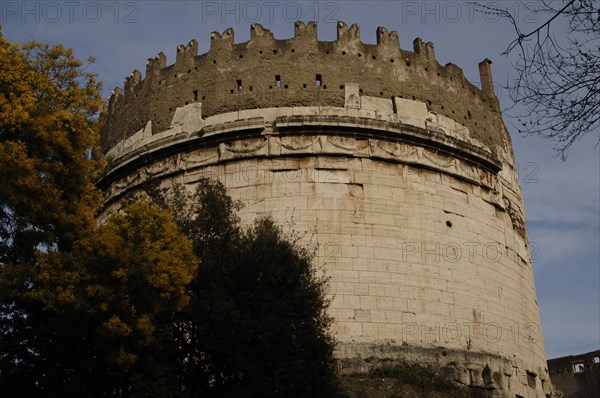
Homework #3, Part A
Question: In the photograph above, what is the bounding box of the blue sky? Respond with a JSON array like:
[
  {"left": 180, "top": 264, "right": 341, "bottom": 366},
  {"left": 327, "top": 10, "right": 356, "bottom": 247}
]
[{"left": 2, "top": 1, "right": 598, "bottom": 359}]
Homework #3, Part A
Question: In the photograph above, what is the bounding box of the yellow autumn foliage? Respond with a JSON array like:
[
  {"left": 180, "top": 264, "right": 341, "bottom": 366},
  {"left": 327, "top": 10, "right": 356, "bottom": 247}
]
[
  {"left": 74, "top": 200, "right": 198, "bottom": 361},
  {"left": 0, "top": 29, "right": 200, "bottom": 389},
  {"left": 104, "top": 315, "right": 133, "bottom": 337},
  {"left": 0, "top": 27, "right": 104, "bottom": 269}
]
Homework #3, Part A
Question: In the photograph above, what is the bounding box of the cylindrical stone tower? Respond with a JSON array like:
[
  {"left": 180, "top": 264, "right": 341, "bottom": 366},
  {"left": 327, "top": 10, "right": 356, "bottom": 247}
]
[{"left": 99, "top": 21, "right": 554, "bottom": 397}]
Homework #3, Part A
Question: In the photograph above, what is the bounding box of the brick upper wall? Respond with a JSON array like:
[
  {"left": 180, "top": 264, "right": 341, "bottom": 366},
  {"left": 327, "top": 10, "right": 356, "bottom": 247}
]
[{"left": 102, "top": 21, "right": 508, "bottom": 155}]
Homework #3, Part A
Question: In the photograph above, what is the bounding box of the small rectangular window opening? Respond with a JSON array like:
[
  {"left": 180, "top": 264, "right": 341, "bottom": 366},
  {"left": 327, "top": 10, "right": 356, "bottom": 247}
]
[
  {"left": 237, "top": 80, "right": 242, "bottom": 91},
  {"left": 193, "top": 90, "right": 198, "bottom": 101},
  {"left": 316, "top": 74, "right": 322, "bottom": 87},
  {"left": 275, "top": 75, "right": 281, "bottom": 88},
  {"left": 573, "top": 362, "right": 585, "bottom": 373}
]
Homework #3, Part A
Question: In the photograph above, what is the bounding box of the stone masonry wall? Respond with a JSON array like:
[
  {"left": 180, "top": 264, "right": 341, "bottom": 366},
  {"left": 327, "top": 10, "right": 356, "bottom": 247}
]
[{"left": 548, "top": 350, "right": 600, "bottom": 398}]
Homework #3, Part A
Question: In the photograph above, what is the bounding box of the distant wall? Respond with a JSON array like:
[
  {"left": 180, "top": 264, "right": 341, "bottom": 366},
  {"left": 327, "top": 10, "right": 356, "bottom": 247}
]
[{"left": 548, "top": 350, "right": 600, "bottom": 398}]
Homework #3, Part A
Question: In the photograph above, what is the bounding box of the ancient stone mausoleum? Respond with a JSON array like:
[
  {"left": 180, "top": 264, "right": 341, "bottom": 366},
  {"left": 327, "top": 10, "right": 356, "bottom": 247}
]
[{"left": 99, "top": 21, "right": 555, "bottom": 397}]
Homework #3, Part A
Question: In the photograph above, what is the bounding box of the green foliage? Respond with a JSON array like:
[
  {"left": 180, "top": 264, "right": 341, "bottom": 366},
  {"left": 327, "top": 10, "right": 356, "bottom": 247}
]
[
  {"left": 152, "top": 179, "right": 340, "bottom": 398},
  {"left": 368, "top": 364, "right": 471, "bottom": 398}
]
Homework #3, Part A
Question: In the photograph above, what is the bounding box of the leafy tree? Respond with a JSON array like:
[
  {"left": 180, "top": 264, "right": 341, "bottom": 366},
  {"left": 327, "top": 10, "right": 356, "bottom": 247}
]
[
  {"left": 152, "top": 179, "right": 340, "bottom": 398},
  {"left": 0, "top": 27, "right": 105, "bottom": 395},
  {"left": 66, "top": 199, "right": 197, "bottom": 396},
  {"left": 472, "top": 0, "right": 599, "bottom": 158},
  {"left": 0, "top": 30, "right": 199, "bottom": 397},
  {"left": 0, "top": 29, "right": 103, "bottom": 261},
  {"left": 1, "top": 199, "right": 198, "bottom": 396}
]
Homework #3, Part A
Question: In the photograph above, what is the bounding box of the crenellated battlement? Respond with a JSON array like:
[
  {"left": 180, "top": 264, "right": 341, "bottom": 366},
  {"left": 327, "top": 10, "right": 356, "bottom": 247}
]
[{"left": 102, "top": 21, "right": 507, "bottom": 154}]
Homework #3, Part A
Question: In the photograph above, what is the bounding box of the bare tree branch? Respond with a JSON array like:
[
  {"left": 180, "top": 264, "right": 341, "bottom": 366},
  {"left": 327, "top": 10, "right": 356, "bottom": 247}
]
[{"left": 470, "top": 0, "right": 600, "bottom": 159}]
